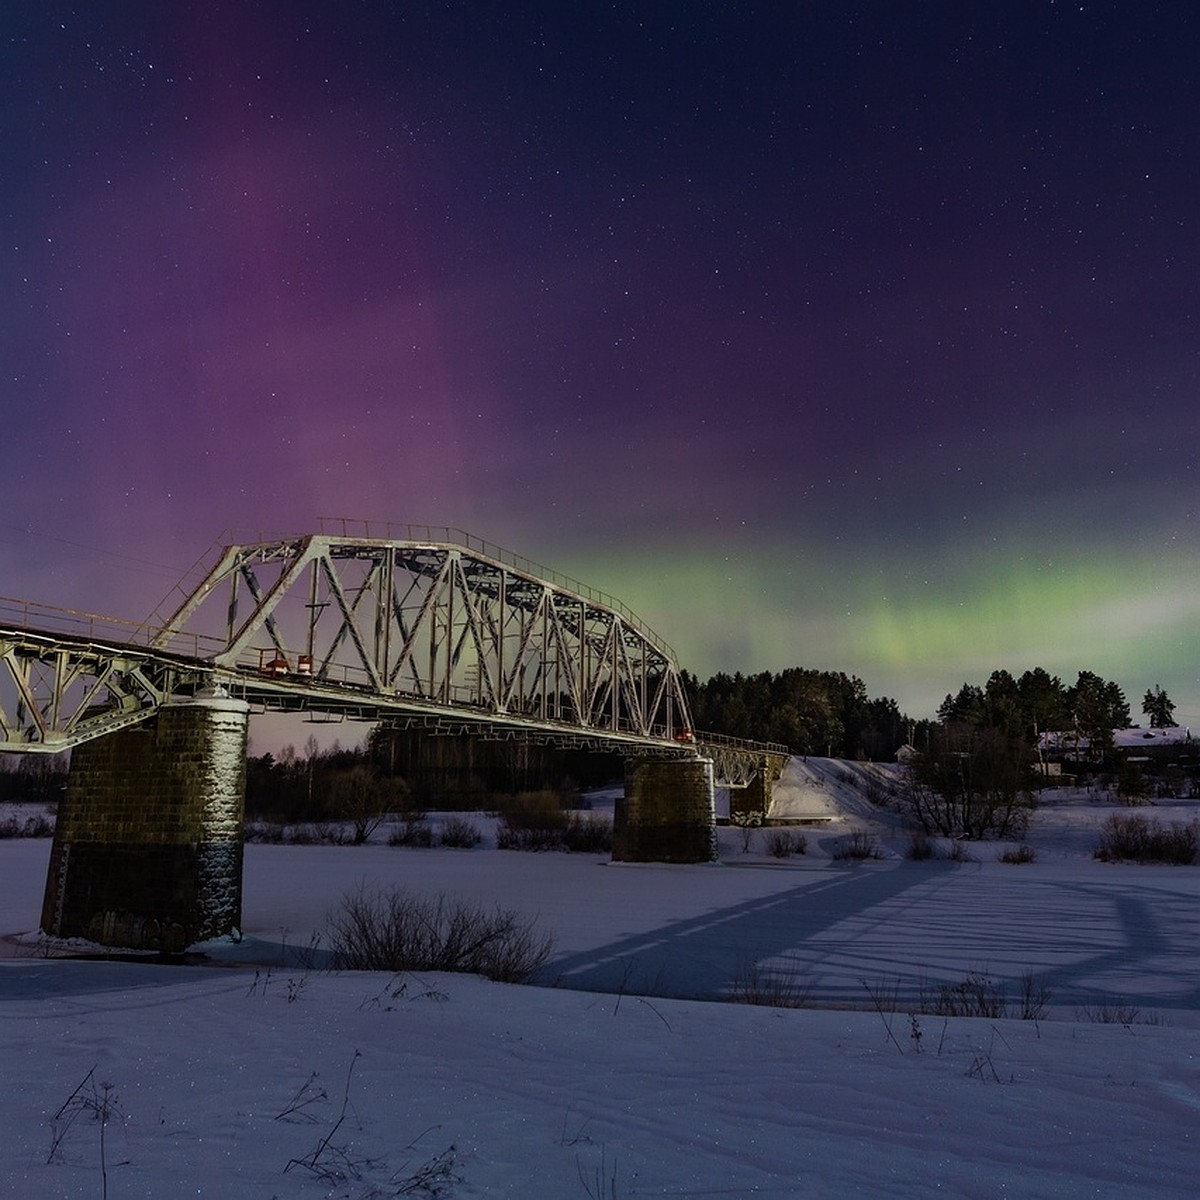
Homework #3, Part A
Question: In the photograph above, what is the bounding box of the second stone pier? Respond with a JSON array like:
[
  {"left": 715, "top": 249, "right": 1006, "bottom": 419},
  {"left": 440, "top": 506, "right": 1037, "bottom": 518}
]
[{"left": 614, "top": 756, "right": 717, "bottom": 863}]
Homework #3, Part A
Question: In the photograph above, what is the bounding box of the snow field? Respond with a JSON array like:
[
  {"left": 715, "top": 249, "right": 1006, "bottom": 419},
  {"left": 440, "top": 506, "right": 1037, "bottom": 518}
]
[{"left": 2, "top": 756, "right": 1199, "bottom": 1196}]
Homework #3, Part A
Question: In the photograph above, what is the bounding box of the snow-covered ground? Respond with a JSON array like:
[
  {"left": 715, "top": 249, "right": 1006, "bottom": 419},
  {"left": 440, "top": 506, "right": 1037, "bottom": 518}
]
[{"left": 2, "top": 758, "right": 1199, "bottom": 1197}]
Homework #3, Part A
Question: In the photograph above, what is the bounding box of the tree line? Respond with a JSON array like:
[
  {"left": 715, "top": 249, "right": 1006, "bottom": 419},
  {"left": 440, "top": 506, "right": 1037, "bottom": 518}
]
[
  {"left": 682, "top": 666, "right": 1180, "bottom": 761},
  {"left": 243, "top": 726, "right": 619, "bottom": 821},
  {"left": 934, "top": 669, "right": 1178, "bottom": 756},
  {"left": 682, "top": 668, "right": 907, "bottom": 760}
]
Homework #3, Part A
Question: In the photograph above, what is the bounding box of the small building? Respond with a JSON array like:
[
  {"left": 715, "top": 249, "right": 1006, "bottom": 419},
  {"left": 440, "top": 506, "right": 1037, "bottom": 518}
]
[
  {"left": 1040, "top": 726, "right": 1193, "bottom": 756},
  {"left": 1113, "top": 726, "right": 1193, "bottom": 749}
]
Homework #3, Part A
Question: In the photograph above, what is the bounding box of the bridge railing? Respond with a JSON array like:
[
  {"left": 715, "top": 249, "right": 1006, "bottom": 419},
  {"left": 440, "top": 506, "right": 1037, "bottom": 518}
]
[
  {"left": 691, "top": 728, "right": 790, "bottom": 759},
  {"left": 0, "top": 595, "right": 225, "bottom": 663},
  {"left": 2, "top": 595, "right": 126, "bottom": 639}
]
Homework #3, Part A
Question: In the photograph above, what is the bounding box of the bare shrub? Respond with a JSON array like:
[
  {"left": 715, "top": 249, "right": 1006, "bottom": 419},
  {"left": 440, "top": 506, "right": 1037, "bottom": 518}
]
[
  {"left": 922, "top": 970, "right": 1007, "bottom": 1018},
  {"left": 497, "top": 791, "right": 567, "bottom": 830},
  {"left": 493, "top": 806, "right": 613, "bottom": 853},
  {"left": 1096, "top": 814, "right": 1151, "bottom": 861},
  {"left": 245, "top": 819, "right": 286, "bottom": 844},
  {"left": 863, "top": 770, "right": 889, "bottom": 807},
  {"left": 999, "top": 843, "right": 1037, "bottom": 864},
  {"left": 1095, "top": 814, "right": 1199, "bottom": 864},
  {"left": 766, "top": 829, "right": 807, "bottom": 858},
  {"left": 1076, "top": 999, "right": 1159, "bottom": 1026},
  {"left": 247, "top": 821, "right": 349, "bottom": 845},
  {"left": 906, "top": 831, "right": 936, "bottom": 860},
  {"left": 561, "top": 812, "right": 613, "bottom": 853},
  {"left": 0, "top": 812, "right": 54, "bottom": 838},
  {"left": 495, "top": 822, "right": 563, "bottom": 851},
  {"left": 729, "top": 809, "right": 761, "bottom": 854},
  {"left": 905, "top": 832, "right": 981, "bottom": 863},
  {"left": 473, "top": 916, "right": 558, "bottom": 984},
  {"left": 1149, "top": 821, "right": 1196, "bottom": 865},
  {"left": 308, "top": 821, "right": 351, "bottom": 845},
  {"left": 730, "top": 962, "right": 811, "bottom": 1008},
  {"left": 438, "top": 816, "right": 482, "bottom": 848},
  {"left": 1018, "top": 969, "right": 1052, "bottom": 1020},
  {"left": 328, "top": 887, "right": 554, "bottom": 982},
  {"left": 496, "top": 791, "right": 570, "bottom": 851},
  {"left": 389, "top": 817, "right": 434, "bottom": 848},
  {"left": 329, "top": 765, "right": 410, "bottom": 845},
  {"left": 832, "top": 831, "right": 881, "bottom": 861}
]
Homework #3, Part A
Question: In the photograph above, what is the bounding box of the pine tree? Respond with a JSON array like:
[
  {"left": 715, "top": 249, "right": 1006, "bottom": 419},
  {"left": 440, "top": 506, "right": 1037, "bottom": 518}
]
[
  {"left": 1142, "top": 685, "right": 1177, "bottom": 729},
  {"left": 1068, "top": 671, "right": 1130, "bottom": 758}
]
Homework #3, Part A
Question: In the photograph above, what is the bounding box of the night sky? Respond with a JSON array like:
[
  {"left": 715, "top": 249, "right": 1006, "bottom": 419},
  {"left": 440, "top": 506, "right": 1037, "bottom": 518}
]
[{"left": 3, "top": 2, "right": 1198, "bottom": 730}]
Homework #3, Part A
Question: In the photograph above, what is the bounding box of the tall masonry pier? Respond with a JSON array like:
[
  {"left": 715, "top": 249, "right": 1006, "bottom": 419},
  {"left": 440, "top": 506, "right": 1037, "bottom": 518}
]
[
  {"left": 615, "top": 757, "right": 718, "bottom": 863},
  {"left": 42, "top": 692, "right": 250, "bottom": 952}
]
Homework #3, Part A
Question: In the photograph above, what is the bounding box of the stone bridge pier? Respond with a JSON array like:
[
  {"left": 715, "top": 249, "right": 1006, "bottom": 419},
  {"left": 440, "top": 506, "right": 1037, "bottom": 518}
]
[
  {"left": 41, "top": 691, "right": 250, "bottom": 953},
  {"left": 614, "top": 756, "right": 718, "bottom": 863}
]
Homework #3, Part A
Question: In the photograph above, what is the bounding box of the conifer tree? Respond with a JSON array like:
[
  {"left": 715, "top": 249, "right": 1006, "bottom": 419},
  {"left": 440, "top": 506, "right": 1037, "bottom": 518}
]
[{"left": 1142, "top": 685, "right": 1177, "bottom": 728}]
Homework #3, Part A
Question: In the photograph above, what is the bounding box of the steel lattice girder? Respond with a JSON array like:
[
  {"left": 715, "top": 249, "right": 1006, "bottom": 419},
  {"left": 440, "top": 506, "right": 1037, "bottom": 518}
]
[
  {"left": 0, "top": 631, "right": 185, "bottom": 751},
  {"left": 1, "top": 532, "right": 788, "bottom": 779},
  {"left": 152, "top": 534, "right": 695, "bottom": 744},
  {"left": 707, "top": 747, "right": 790, "bottom": 789}
]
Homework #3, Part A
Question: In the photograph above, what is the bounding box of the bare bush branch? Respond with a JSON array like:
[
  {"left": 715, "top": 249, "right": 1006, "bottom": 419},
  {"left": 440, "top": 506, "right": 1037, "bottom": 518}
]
[{"left": 328, "top": 887, "right": 554, "bottom": 982}]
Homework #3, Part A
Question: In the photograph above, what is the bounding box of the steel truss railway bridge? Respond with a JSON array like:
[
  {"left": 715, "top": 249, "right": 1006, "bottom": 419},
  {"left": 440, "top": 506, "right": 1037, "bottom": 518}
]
[{"left": 1, "top": 524, "right": 787, "bottom": 953}]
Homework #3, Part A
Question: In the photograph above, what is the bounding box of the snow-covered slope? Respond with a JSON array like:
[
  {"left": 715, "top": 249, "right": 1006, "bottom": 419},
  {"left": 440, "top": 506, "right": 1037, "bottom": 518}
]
[{"left": 766, "top": 754, "right": 909, "bottom": 826}]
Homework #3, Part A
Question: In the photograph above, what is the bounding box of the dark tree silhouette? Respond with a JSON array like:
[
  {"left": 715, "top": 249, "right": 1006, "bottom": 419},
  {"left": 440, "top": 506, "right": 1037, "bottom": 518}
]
[{"left": 1142, "top": 685, "right": 1177, "bottom": 729}]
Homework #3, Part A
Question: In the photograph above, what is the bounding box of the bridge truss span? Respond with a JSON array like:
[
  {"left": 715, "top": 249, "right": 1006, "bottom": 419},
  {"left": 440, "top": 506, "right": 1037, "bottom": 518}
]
[
  {"left": 2, "top": 532, "right": 788, "bottom": 787},
  {"left": 152, "top": 532, "right": 694, "bottom": 746}
]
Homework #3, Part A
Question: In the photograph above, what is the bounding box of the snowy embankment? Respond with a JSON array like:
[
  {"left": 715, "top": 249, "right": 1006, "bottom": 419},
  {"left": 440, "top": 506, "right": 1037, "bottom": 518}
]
[{"left": 2, "top": 758, "right": 1199, "bottom": 1197}]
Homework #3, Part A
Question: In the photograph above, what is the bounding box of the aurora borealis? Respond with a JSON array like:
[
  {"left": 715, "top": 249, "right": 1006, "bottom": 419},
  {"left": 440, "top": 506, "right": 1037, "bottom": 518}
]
[{"left": 2, "top": 2, "right": 1197, "bottom": 728}]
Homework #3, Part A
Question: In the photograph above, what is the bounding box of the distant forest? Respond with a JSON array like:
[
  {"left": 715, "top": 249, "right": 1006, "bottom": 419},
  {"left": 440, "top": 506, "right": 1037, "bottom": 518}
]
[
  {"left": 682, "top": 669, "right": 908, "bottom": 761},
  {"left": 684, "top": 665, "right": 1179, "bottom": 761},
  {"left": 933, "top": 668, "right": 1136, "bottom": 749}
]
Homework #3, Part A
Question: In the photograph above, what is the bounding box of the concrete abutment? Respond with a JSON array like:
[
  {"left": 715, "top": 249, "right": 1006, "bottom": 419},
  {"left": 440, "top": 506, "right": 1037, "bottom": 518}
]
[
  {"left": 728, "top": 759, "right": 774, "bottom": 824},
  {"left": 41, "top": 692, "right": 250, "bottom": 952}
]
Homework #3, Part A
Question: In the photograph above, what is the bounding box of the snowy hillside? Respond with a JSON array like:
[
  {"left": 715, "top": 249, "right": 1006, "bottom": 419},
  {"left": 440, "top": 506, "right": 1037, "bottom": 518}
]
[{"left": 765, "top": 755, "right": 909, "bottom": 825}]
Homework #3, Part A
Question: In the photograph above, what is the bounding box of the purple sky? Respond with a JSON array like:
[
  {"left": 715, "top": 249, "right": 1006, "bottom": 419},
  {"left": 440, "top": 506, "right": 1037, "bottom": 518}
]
[{"left": 2, "top": 2, "right": 1198, "bottom": 728}]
